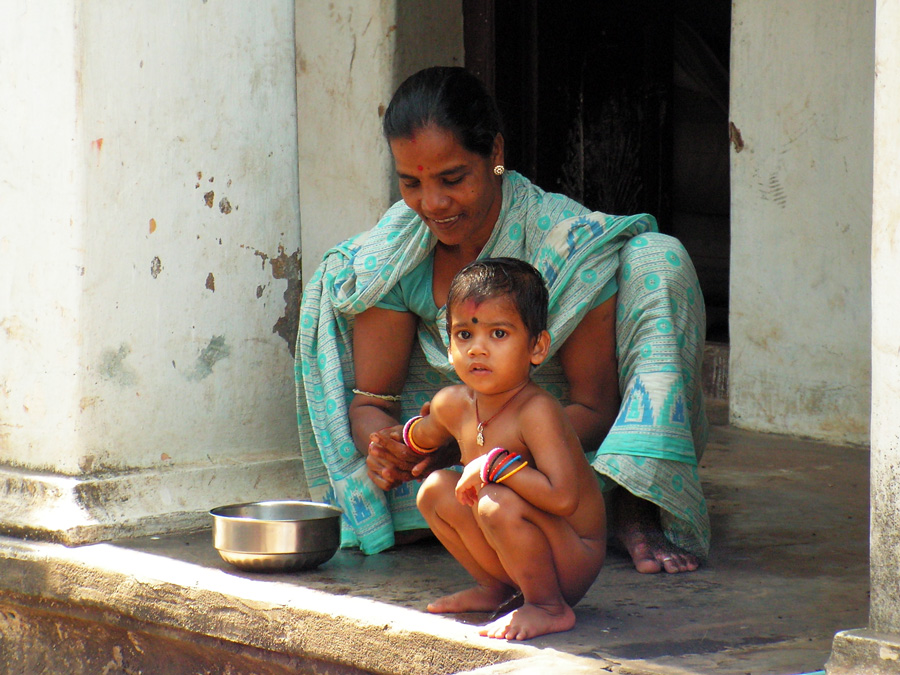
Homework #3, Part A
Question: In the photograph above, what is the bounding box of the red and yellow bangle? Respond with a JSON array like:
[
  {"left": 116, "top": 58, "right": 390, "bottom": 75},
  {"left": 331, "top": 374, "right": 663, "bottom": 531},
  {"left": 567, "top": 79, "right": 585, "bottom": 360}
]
[
  {"left": 494, "top": 459, "right": 528, "bottom": 484},
  {"left": 402, "top": 415, "right": 437, "bottom": 455}
]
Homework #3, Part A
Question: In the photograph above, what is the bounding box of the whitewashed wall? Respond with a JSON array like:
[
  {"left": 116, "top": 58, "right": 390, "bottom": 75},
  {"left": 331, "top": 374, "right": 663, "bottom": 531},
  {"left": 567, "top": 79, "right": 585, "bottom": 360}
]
[
  {"left": 295, "top": 0, "right": 464, "bottom": 280},
  {"left": 729, "top": 0, "right": 874, "bottom": 445},
  {"left": 0, "top": 1, "right": 304, "bottom": 541}
]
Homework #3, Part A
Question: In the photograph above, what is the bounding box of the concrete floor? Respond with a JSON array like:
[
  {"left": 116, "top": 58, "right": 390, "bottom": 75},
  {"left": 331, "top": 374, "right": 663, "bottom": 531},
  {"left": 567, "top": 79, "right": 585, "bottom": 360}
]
[
  {"left": 0, "top": 421, "right": 869, "bottom": 674},
  {"left": 130, "top": 423, "right": 870, "bottom": 674}
]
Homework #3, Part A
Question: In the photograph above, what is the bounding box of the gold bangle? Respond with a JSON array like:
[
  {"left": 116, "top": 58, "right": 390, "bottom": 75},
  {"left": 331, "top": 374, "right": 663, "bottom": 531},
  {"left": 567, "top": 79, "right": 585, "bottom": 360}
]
[{"left": 352, "top": 388, "right": 401, "bottom": 402}]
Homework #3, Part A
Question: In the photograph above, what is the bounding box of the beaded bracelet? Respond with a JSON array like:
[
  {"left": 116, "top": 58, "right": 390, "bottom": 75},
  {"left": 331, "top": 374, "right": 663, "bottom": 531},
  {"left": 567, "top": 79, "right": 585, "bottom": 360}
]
[
  {"left": 480, "top": 447, "right": 509, "bottom": 484},
  {"left": 402, "top": 415, "right": 437, "bottom": 455},
  {"left": 494, "top": 459, "right": 528, "bottom": 484}
]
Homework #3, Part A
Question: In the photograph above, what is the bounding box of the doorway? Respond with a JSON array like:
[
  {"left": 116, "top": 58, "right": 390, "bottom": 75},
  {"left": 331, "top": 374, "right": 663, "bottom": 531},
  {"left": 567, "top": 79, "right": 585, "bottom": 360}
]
[{"left": 464, "top": 0, "right": 731, "bottom": 342}]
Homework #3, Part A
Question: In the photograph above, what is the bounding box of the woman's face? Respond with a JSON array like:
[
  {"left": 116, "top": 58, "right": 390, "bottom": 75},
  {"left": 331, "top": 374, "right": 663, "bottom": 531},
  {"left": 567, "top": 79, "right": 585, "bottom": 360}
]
[{"left": 389, "top": 125, "right": 504, "bottom": 249}]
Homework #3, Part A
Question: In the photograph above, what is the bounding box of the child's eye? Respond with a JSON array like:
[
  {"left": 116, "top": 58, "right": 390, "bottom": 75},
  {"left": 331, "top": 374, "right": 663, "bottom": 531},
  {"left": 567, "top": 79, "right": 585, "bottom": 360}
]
[
  {"left": 492, "top": 329, "right": 507, "bottom": 339},
  {"left": 456, "top": 330, "right": 471, "bottom": 340}
]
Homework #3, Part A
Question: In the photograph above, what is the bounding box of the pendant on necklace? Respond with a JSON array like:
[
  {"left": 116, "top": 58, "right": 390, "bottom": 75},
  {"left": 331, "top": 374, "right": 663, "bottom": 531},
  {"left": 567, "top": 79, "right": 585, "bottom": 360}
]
[{"left": 476, "top": 424, "right": 485, "bottom": 446}]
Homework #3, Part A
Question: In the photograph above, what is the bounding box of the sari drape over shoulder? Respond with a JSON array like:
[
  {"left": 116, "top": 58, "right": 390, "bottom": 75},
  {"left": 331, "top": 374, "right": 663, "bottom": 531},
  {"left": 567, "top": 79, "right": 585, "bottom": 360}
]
[{"left": 295, "top": 171, "right": 710, "bottom": 556}]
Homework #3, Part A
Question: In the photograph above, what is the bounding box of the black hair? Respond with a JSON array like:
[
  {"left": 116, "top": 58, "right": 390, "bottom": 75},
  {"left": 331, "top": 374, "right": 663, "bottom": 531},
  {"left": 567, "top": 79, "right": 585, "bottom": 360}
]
[
  {"left": 446, "top": 258, "right": 548, "bottom": 341},
  {"left": 382, "top": 66, "right": 503, "bottom": 157}
]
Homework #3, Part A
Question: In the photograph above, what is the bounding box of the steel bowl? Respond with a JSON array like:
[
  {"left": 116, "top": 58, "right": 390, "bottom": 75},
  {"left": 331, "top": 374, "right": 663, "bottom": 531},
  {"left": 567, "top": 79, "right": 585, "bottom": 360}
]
[{"left": 210, "top": 500, "right": 342, "bottom": 572}]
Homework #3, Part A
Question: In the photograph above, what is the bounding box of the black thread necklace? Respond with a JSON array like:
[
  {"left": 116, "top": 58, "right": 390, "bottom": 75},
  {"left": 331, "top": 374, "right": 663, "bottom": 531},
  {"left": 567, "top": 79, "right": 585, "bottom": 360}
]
[{"left": 474, "top": 383, "right": 529, "bottom": 446}]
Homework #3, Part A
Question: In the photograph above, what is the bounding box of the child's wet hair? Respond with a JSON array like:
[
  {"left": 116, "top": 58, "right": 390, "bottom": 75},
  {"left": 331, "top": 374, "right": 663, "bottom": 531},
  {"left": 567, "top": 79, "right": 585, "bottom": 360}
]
[{"left": 446, "top": 258, "right": 548, "bottom": 341}]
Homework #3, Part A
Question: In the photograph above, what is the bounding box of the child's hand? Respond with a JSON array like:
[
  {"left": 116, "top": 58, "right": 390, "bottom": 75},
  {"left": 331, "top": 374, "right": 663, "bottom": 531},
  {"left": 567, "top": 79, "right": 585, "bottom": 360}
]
[{"left": 455, "top": 456, "right": 486, "bottom": 506}]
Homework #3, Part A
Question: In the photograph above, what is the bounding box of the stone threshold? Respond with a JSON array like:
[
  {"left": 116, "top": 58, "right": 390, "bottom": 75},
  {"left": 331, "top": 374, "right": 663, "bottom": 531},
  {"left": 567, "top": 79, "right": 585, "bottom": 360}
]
[{"left": 0, "top": 534, "right": 624, "bottom": 675}]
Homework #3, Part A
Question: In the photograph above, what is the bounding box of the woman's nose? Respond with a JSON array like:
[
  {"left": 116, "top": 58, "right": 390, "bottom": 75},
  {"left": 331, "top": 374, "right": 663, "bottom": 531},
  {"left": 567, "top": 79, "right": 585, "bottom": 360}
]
[{"left": 422, "top": 184, "right": 450, "bottom": 212}]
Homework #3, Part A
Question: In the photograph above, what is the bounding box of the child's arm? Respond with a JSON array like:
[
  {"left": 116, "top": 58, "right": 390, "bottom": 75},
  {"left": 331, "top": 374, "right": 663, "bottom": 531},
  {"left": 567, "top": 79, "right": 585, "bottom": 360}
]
[
  {"left": 484, "top": 396, "right": 583, "bottom": 516},
  {"left": 401, "top": 386, "right": 458, "bottom": 455}
]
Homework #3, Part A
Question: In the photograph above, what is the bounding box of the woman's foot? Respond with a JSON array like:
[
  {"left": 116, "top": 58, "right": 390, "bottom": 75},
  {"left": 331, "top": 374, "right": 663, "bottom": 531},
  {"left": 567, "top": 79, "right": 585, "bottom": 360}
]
[
  {"left": 427, "top": 584, "right": 513, "bottom": 614},
  {"left": 612, "top": 490, "right": 699, "bottom": 574},
  {"left": 479, "top": 602, "right": 576, "bottom": 641}
]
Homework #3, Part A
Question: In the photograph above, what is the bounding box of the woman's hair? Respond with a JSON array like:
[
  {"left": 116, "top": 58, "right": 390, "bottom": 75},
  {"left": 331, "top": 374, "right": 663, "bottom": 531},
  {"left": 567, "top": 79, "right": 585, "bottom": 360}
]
[
  {"left": 383, "top": 66, "right": 503, "bottom": 157},
  {"left": 446, "top": 258, "right": 548, "bottom": 341}
]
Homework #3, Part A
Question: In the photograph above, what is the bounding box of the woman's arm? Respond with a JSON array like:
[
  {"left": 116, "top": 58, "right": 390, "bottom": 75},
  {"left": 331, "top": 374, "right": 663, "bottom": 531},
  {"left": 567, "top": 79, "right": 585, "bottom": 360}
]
[
  {"left": 351, "top": 307, "right": 459, "bottom": 490},
  {"left": 350, "top": 307, "right": 418, "bottom": 487},
  {"left": 556, "top": 294, "right": 621, "bottom": 451}
]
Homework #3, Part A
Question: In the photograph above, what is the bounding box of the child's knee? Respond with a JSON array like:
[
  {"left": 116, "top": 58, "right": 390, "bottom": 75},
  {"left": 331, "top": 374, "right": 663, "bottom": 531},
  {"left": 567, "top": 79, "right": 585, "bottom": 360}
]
[{"left": 416, "top": 470, "right": 454, "bottom": 511}]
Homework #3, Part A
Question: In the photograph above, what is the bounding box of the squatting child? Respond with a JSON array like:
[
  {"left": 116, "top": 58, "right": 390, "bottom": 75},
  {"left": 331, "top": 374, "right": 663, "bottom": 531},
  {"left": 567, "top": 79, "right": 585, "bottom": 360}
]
[{"left": 405, "top": 257, "right": 606, "bottom": 640}]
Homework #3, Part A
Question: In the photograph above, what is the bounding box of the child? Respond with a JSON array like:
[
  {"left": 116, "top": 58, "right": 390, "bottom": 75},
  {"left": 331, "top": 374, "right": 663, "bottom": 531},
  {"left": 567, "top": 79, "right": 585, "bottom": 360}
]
[{"left": 407, "top": 257, "right": 606, "bottom": 641}]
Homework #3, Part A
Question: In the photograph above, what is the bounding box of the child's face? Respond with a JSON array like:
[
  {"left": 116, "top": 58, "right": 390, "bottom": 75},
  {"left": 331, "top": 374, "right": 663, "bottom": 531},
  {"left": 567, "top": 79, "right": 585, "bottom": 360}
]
[{"left": 448, "top": 295, "right": 548, "bottom": 395}]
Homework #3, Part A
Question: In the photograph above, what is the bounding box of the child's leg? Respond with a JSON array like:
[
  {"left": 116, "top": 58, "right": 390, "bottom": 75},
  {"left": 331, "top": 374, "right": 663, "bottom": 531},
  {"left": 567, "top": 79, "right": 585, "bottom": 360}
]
[
  {"left": 475, "top": 485, "right": 605, "bottom": 640},
  {"left": 416, "top": 470, "right": 517, "bottom": 613}
]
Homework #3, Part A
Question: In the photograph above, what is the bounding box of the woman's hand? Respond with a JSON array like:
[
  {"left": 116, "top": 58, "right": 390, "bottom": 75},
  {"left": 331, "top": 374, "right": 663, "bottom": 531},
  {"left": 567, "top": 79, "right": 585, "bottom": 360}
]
[{"left": 366, "top": 418, "right": 461, "bottom": 491}]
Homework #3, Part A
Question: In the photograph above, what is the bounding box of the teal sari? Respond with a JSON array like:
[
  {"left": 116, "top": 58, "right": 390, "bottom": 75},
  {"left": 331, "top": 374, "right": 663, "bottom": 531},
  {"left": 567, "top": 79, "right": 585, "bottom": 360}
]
[{"left": 295, "top": 171, "right": 709, "bottom": 556}]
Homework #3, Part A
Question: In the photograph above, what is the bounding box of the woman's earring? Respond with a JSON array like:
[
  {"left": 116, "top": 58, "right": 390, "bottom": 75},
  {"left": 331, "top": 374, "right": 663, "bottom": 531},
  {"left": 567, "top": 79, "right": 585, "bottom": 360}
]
[{"left": 493, "top": 165, "right": 505, "bottom": 176}]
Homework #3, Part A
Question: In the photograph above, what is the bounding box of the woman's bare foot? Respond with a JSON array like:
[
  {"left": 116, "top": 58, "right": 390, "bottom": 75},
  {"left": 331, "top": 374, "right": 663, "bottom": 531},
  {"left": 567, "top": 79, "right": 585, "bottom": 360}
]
[
  {"left": 617, "top": 524, "right": 699, "bottom": 573},
  {"left": 427, "top": 584, "right": 514, "bottom": 614},
  {"left": 612, "top": 490, "right": 699, "bottom": 574},
  {"left": 479, "top": 602, "right": 576, "bottom": 641}
]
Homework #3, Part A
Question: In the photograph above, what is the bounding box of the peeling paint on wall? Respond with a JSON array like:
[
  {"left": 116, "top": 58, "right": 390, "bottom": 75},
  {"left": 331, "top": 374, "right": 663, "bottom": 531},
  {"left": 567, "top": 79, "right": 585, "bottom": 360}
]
[
  {"left": 268, "top": 246, "right": 301, "bottom": 357},
  {"left": 218, "top": 197, "right": 232, "bottom": 214},
  {"left": 203, "top": 191, "right": 215, "bottom": 208},
  {"left": 185, "top": 336, "right": 230, "bottom": 381},
  {"left": 205, "top": 273, "right": 215, "bottom": 292},
  {"left": 150, "top": 257, "right": 162, "bottom": 279}
]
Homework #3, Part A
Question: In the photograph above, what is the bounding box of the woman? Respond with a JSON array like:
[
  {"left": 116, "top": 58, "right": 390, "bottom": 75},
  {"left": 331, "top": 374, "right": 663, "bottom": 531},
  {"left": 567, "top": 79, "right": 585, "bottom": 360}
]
[{"left": 296, "top": 66, "right": 709, "bottom": 573}]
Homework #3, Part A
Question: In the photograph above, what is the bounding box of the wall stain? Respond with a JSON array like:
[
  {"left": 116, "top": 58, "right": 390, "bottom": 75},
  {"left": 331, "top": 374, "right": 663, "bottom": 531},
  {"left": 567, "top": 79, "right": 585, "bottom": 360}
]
[
  {"left": 218, "top": 197, "right": 232, "bottom": 214},
  {"left": 149, "top": 218, "right": 157, "bottom": 234},
  {"left": 100, "top": 345, "right": 138, "bottom": 387},
  {"left": 269, "top": 246, "right": 301, "bottom": 357},
  {"left": 186, "top": 336, "right": 230, "bottom": 381},
  {"left": 205, "top": 273, "right": 215, "bottom": 292},
  {"left": 150, "top": 257, "right": 162, "bottom": 279},
  {"left": 203, "top": 191, "right": 215, "bottom": 208}
]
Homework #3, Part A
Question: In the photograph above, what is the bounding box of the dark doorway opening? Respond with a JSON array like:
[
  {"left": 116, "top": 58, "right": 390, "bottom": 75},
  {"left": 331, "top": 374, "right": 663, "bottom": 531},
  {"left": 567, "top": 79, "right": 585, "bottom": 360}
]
[{"left": 464, "top": 0, "right": 731, "bottom": 342}]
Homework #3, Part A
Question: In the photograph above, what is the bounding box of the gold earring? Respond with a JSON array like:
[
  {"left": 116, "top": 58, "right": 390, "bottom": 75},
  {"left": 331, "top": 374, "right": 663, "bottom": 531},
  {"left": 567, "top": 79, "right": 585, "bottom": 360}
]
[{"left": 493, "top": 165, "right": 505, "bottom": 176}]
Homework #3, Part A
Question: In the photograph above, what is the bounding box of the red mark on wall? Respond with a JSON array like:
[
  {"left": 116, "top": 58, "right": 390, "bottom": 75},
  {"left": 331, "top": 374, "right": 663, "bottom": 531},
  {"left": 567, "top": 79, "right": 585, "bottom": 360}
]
[{"left": 91, "top": 138, "right": 104, "bottom": 152}]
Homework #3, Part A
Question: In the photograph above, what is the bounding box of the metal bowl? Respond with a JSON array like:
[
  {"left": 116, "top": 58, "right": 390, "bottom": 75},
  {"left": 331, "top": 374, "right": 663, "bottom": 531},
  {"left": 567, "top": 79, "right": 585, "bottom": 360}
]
[{"left": 210, "top": 500, "right": 342, "bottom": 572}]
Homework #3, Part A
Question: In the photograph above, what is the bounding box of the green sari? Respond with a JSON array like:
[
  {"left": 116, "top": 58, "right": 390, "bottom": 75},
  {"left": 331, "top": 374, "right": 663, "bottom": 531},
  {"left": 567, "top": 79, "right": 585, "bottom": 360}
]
[{"left": 295, "top": 171, "right": 710, "bottom": 556}]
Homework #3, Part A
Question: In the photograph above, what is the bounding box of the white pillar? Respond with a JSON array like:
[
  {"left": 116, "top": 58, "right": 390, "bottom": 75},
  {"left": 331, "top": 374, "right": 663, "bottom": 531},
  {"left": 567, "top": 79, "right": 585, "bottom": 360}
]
[
  {"left": 0, "top": 1, "right": 304, "bottom": 543},
  {"left": 295, "top": 0, "right": 464, "bottom": 278},
  {"left": 828, "top": 0, "right": 900, "bottom": 671}
]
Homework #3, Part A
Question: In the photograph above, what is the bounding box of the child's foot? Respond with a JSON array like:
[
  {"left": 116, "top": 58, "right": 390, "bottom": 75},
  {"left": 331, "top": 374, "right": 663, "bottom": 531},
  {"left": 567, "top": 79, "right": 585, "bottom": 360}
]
[
  {"left": 479, "top": 602, "right": 576, "bottom": 641},
  {"left": 427, "top": 584, "right": 513, "bottom": 614}
]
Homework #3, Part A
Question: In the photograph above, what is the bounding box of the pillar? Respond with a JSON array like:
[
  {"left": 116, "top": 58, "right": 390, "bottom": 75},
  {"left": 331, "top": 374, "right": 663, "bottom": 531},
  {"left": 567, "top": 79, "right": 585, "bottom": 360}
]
[
  {"left": 827, "top": 0, "right": 900, "bottom": 671},
  {"left": 0, "top": 1, "right": 304, "bottom": 544}
]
